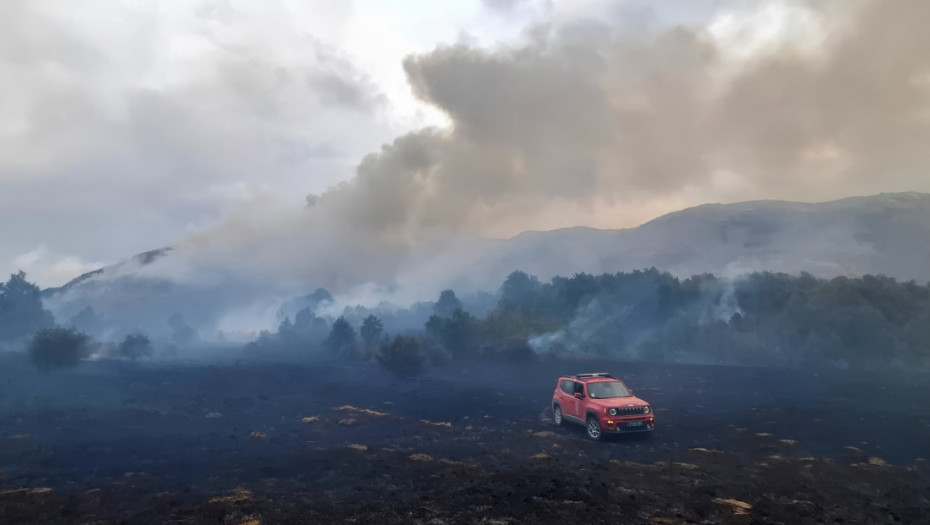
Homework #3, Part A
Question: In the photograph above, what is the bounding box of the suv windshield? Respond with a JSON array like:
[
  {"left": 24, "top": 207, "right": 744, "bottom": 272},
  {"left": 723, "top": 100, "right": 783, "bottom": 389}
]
[{"left": 588, "top": 381, "right": 631, "bottom": 399}]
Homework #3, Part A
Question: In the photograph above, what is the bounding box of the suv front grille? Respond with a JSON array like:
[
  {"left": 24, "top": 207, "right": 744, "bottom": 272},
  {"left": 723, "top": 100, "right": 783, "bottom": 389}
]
[{"left": 613, "top": 406, "right": 648, "bottom": 416}]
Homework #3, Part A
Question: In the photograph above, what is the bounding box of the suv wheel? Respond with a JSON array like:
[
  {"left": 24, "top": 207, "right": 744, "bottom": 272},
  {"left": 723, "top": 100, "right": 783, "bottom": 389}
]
[
  {"left": 586, "top": 416, "right": 602, "bottom": 441},
  {"left": 553, "top": 405, "right": 564, "bottom": 426}
]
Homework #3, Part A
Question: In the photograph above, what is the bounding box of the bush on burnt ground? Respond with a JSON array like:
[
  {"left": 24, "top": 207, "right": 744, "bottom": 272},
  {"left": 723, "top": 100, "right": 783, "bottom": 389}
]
[
  {"left": 117, "top": 332, "right": 153, "bottom": 361},
  {"left": 377, "top": 336, "right": 428, "bottom": 377},
  {"left": 28, "top": 327, "right": 91, "bottom": 372},
  {"left": 425, "top": 309, "right": 480, "bottom": 359}
]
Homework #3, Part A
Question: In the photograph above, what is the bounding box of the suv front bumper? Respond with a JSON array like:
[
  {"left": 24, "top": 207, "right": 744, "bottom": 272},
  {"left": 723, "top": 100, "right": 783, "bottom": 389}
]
[{"left": 602, "top": 417, "right": 655, "bottom": 433}]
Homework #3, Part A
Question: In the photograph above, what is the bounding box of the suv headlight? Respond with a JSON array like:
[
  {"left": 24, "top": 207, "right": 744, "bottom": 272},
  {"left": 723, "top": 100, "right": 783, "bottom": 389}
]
[
  {"left": 643, "top": 406, "right": 650, "bottom": 414},
  {"left": 608, "top": 408, "right": 618, "bottom": 416}
]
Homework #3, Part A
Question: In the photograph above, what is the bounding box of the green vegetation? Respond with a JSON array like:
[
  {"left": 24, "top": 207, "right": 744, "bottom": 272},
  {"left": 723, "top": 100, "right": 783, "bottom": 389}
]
[
  {"left": 377, "top": 336, "right": 428, "bottom": 377},
  {"left": 117, "top": 332, "right": 153, "bottom": 361},
  {"left": 478, "top": 269, "right": 930, "bottom": 368},
  {"left": 28, "top": 327, "right": 90, "bottom": 372},
  {"left": 0, "top": 271, "right": 55, "bottom": 344},
  {"left": 325, "top": 316, "right": 357, "bottom": 355},
  {"left": 360, "top": 315, "right": 384, "bottom": 345},
  {"left": 249, "top": 269, "right": 930, "bottom": 372}
]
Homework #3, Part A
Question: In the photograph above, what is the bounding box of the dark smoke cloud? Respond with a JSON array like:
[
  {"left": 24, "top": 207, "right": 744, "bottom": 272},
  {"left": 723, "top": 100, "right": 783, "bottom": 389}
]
[{"left": 307, "top": 0, "right": 930, "bottom": 243}]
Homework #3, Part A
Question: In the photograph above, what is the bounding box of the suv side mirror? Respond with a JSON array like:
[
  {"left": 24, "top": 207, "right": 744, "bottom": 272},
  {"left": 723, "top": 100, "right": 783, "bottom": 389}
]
[
  {"left": 629, "top": 389, "right": 634, "bottom": 395},
  {"left": 574, "top": 393, "right": 583, "bottom": 399}
]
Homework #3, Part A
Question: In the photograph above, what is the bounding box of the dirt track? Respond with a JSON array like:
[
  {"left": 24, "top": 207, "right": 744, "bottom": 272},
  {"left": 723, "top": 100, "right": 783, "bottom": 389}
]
[{"left": 1, "top": 355, "right": 929, "bottom": 523}]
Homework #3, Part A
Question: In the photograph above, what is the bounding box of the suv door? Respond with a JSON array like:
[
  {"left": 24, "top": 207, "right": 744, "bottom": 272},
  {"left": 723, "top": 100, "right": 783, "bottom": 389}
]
[
  {"left": 572, "top": 381, "right": 585, "bottom": 419},
  {"left": 557, "top": 379, "right": 573, "bottom": 417}
]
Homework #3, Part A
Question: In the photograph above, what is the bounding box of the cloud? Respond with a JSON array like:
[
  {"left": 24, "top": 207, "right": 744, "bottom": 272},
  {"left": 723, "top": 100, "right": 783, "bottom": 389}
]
[
  {"left": 9, "top": 247, "right": 103, "bottom": 287},
  {"left": 482, "top": 0, "right": 531, "bottom": 14},
  {"left": 262, "top": 0, "right": 921, "bottom": 252},
  {"left": 0, "top": 0, "right": 399, "bottom": 286},
  {"left": 120, "top": 0, "right": 927, "bottom": 301}
]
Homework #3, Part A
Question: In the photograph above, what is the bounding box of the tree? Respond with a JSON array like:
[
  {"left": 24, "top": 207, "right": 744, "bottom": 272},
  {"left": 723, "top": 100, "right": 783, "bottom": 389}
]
[
  {"left": 0, "top": 271, "right": 55, "bottom": 342},
  {"left": 28, "top": 327, "right": 90, "bottom": 372},
  {"left": 498, "top": 270, "right": 542, "bottom": 313},
  {"left": 433, "top": 289, "right": 463, "bottom": 318},
  {"left": 118, "top": 332, "right": 153, "bottom": 361},
  {"left": 377, "top": 336, "right": 428, "bottom": 377},
  {"left": 360, "top": 315, "right": 384, "bottom": 345},
  {"left": 425, "top": 309, "right": 478, "bottom": 359},
  {"left": 325, "top": 316, "right": 356, "bottom": 354}
]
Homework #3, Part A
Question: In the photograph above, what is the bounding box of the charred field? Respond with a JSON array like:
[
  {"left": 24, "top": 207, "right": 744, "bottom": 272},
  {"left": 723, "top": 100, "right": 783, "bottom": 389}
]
[{"left": 1, "top": 354, "right": 929, "bottom": 524}]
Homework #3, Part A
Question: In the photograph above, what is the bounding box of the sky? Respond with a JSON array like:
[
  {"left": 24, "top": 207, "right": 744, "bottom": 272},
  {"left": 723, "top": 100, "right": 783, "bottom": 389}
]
[{"left": 2, "top": 0, "right": 930, "bottom": 289}]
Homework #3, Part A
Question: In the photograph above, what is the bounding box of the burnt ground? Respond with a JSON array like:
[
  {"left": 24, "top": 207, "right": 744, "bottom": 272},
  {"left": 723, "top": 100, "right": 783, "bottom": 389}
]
[{"left": 1, "top": 353, "right": 929, "bottom": 524}]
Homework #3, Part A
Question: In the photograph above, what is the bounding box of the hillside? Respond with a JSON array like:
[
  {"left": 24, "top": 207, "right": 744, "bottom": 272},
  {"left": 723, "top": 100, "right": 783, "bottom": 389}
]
[{"left": 490, "top": 192, "right": 930, "bottom": 283}]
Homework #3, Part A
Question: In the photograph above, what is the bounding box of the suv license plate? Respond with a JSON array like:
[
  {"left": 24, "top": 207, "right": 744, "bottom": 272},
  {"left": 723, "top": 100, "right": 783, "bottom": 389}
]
[{"left": 626, "top": 421, "right": 643, "bottom": 427}]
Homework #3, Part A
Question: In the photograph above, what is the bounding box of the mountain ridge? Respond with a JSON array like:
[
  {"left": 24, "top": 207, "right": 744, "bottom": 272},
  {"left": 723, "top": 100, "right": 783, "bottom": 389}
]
[
  {"left": 487, "top": 191, "right": 930, "bottom": 284},
  {"left": 52, "top": 191, "right": 930, "bottom": 294}
]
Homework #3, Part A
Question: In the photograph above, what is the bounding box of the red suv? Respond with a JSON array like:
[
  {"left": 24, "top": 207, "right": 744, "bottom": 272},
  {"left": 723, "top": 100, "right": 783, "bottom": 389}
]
[{"left": 552, "top": 373, "right": 654, "bottom": 440}]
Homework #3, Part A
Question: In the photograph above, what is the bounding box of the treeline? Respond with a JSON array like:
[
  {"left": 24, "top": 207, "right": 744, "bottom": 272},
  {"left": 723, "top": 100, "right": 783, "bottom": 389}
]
[
  {"left": 252, "top": 268, "right": 930, "bottom": 375},
  {"left": 488, "top": 269, "right": 930, "bottom": 368},
  {"left": 7, "top": 267, "right": 930, "bottom": 374}
]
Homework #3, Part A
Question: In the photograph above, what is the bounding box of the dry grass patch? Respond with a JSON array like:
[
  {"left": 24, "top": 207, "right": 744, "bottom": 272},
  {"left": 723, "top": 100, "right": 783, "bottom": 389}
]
[
  {"left": 420, "top": 419, "right": 452, "bottom": 429},
  {"left": 713, "top": 498, "right": 752, "bottom": 515},
  {"left": 331, "top": 405, "right": 392, "bottom": 418},
  {"left": 688, "top": 447, "right": 724, "bottom": 455},
  {"left": 209, "top": 490, "right": 252, "bottom": 505}
]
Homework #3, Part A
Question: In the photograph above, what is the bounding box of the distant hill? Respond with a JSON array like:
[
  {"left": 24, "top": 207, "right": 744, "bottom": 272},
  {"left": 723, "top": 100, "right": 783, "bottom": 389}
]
[
  {"left": 487, "top": 192, "right": 930, "bottom": 283},
  {"left": 42, "top": 247, "right": 172, "bottom": 297}
]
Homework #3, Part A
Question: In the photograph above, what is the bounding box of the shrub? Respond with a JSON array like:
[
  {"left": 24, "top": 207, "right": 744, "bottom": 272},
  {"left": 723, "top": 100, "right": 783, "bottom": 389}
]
[
  {"left": 28, "top": 328, "right": 90, "bottom": 372},
  {"left": 118, "top": 332, "right": 153, "bottom": 361},
  {"left": 377, "top": 336, "right": 428, "bottom": 377}
]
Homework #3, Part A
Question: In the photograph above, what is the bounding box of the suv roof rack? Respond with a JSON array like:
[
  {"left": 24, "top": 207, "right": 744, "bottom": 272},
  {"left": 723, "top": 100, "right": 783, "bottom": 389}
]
[{"left": 573, "top": 372, "right": 616, "bottom": 380}]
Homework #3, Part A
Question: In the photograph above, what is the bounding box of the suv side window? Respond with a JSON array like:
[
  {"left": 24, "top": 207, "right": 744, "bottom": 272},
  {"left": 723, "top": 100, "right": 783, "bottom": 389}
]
[
  {"left": 560, "top": 380, "right": 573, "bottom": 395},
  {"left": 573, "top": 382, "right": 585, "bottom": 398}
]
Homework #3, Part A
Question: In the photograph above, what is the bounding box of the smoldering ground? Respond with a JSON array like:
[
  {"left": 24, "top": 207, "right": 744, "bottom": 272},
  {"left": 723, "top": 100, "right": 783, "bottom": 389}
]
[
  {"left": 6, "top": 269, "right": 930, "bottom": 522},
  {"left": 1, "top": 354, "right": 929, "bottom": 523}
]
